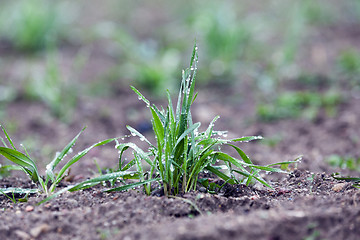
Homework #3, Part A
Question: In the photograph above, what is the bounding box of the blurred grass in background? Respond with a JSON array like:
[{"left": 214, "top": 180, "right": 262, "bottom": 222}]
[{"left": 0, "top": 0, "right": 360, "bottom": 122}]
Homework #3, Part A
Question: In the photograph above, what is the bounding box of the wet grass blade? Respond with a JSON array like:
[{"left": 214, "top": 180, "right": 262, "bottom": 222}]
[
  {"left": 46, "top": 127, "right": 86, "bottom": 182},
  {"left": 0, "top": 187, "right": 38, "bottom": 195},
  {"left": 130, "top": 86, "right": 150, "bottom": 106},
  {"left": 117, "top": 142, "right": 153, "bottom": 166},
  {"left": 0, "top": 125, "right": 17, "bottom": 150},
  {"left": 55, "top": 137, "right": 118, "bottom": 185},
  {"left": 0, "top": 147, "right": 40, "bottom": 182},
  {"left": 205, "top": 165, "right": 236, "bottom": 184},
  {"left": 126, "top": 125, "right": 153, "bottom": 147},
  {"left": 37, "top": 185, "right": 75, "bottom": 205},
  {"left": 228, "top": 144, "right": 253, "bottom": 165},
  {"left": 69, "top": 171, "right": 140, "bottom": 192},
  {"left": 232, "top": 136, "right": 264, "bottom": 142},
  {"left": 173, "top": 122, "right": 200, "bottom": 150},
  {"left": 150, "top": 107, "right": 165, "bottom": 144},
  {"left": 105, "top": 178, "right": 160, "bottom": 192}
]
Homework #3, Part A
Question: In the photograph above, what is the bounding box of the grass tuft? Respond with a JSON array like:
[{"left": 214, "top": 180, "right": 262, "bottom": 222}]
[
  {"left": 115, "top": 44, "right": 297, "bottom": 196},
  {"left": 0, "top": 125, "right": 117, "bottom": 203}
]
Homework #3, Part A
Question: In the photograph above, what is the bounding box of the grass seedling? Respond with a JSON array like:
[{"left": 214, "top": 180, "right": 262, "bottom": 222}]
[
  {"left": 117, "top": 44, "right": 297, "bottom": 196},
  {"left": 0, "top": 125, "right": 117, "bottom": 202},
  {"left": 332, "top": 173, "right": 360, "bottom": 189}
]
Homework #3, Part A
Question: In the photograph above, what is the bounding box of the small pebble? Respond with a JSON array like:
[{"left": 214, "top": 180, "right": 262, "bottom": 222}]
[
  {"left": 198, "top": 187, "right": 207, "bottom": 193},
  {"left": 25, "top": 205, "right": 34, "bottom": 212},
  {"left": 332, "top": 183, "right": 347, "bottom": 192},
  {"left": 14, "top": 230, "right": 30, "bottom": 240},
  {"left": 30, "top": 224, "right": 50, "bottom": 238},
  {"left": 250, "top": 195, "right": 259, "bottom": 200}
]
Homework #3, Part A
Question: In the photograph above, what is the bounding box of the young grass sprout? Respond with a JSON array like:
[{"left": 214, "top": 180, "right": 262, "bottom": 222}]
[
  {"left": 0, "top": 126, "right": 118, "bottom": 203},
  {"left": 116, "top": 44, "right": 297, "bottom": 196}
]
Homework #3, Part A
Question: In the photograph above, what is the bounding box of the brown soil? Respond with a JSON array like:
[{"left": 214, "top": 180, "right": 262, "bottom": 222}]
[
  {"left": 0, "top": 84, "right": 359, "bottom": 239},
  {"left": 0, "top": 170, "right": 358, "bottom": 240}
]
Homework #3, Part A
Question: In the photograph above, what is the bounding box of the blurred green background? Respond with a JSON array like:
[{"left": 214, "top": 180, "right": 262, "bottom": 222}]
[
  {"left": 1, "top": 0, "right": 360, "bottom": 175},
  {"left": 0, "top": 0, "right": 360, "bottom": 122}
]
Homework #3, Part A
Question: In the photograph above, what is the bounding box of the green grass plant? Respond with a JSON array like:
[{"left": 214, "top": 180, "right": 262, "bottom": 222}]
[
  {"left": 0, "top": 125, "right": 117, "bottom": 202},
  {"left": 116, "top": 44, "right": 296, "bottom": 196}
]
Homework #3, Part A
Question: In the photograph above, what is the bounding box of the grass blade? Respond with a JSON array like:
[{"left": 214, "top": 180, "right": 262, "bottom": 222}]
[
  {"left": 55, "top": 137, "right": 117, "bottom": 185},
  {"left": 126, "top": 125, "right": 153, "bottom": 147},
  {"left": 69, "top": 171, "right": 140, "bottom": 192},
  {"left": 332, "top": 173, "right": 360, "bottom": 182},
  {"left": 1, "top": 125, "right": 17, "bottom": 150},
  {"left": 0, "top": 147, "right": 40, "bottom": 182},
  {"left": 130, "top": 86, "right": 150, "bottom": 107},
  {"left": 228, "top": 144, "right": 253, "bottom": 165},
  {"left": 150, "top": 107, "right": 165, "bottom": 143},
  {"left": 105, "top": 178, "right": 160, "bottom": 192},
  {"left": 232, "top": 136, "right": 264, "bottom": 142},
  {"left": 173, "top": 122, "right": 201, "bottom": 150},
  {"left": 37, "top": 185, "right": 75, "bottom": 205},
  {"left": 116, "top": 142, "right": 153, "bottom": 166},
  {"left": 46, "top": 127, "right": 86, "bottom": 182},
  {"left": 205, "top": 165, "right": 236, "bottom": 184},
  {"left": 0, "top": 188, "right": 38, "bottom": 195}
]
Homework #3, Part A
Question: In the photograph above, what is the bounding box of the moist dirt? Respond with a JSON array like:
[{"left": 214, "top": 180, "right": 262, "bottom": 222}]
[
  {"left": 0, "top": 87, "right": 360, "bottom": 240},
  {"left": 0, "top": 169, "right": 359, "bottom": 240}
]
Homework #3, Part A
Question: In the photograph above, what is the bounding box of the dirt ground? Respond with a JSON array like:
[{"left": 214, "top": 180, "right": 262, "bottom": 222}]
[
  {"left": 0, "top": 170, "right": 359, "bottom": 240},
  {"left": 1, "top": 2, "right": 360, "bottom": 240},
  {"left": 0, "top": 79, "right": 359, "bottom": 240}
]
